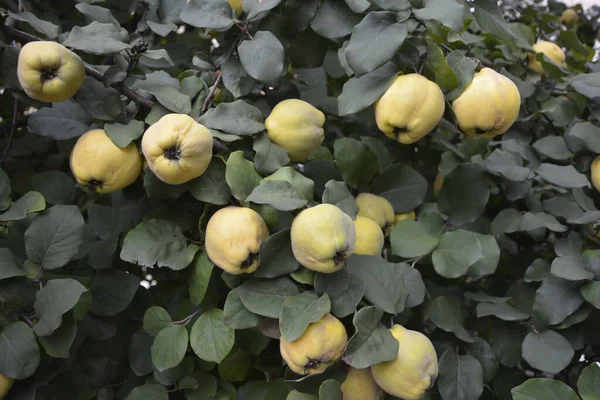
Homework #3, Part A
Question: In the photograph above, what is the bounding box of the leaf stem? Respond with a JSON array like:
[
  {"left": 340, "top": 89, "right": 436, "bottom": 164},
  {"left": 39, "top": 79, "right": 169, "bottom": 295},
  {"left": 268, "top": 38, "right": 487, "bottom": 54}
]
[
  {"left": 173, "top": 308, "right": 203, "bottom": 325},
  {"left": 0, "top": 100, "right": 19, "bottom": 167}
]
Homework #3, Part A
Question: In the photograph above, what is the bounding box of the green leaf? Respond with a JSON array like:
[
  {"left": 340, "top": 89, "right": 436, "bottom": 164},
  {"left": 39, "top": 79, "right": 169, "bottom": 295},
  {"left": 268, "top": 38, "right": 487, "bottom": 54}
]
[
  {"left": 368, "top": 0, "right": 410, "bottom": 11},
  {"left": 238, "top": 31, "right": 284, "bottom": 84},
  {"left": 465, "top": 337, "right": 499, "bottom": 383},
  {"left": 190, "top": 309, "right": 234, "bottom": 363},
  {"left": 218, "top": 347, "right": 253, "bottom": 382},
  {"left": 485, "top": 149, "right": 533, "bottom": 181},
  {"left": 38, "top": 313, "right": 77, "bottom": 359},
  {"left": 430, "top": 296, "right": 474, "bottom": 342},
  {"left": 226, "top": 151, "right": 262, "bottom": 202},
  {"left": 90, "top": 269, "right": 140, "bottom": 316},
  {"left": 425, "top": 39, "right": 459, "bottom": 93},
  {"left": 345, "top": 12, "right": 408, "bottom": 77},
  {"left": 438, "top": 350, "right": 484, "bottom": 400},
  {"left": 533, "top": 276, "right": 584, "bottom": 325},
  {"left": 390, "top": 219, "right": 439, "bottom": 258},
  {"left": 0, "top": 248, "right": 25, "bottom": 280},
  {"left": 344, "top": 306, "right": 398, "bottom": 368},
  {"left": 551, "top": 256, "right": 594, "bottom": 281},
  {"left": 398, "top": 263, "right": 426, "bottom": 307},
  {"left": 466, "top": 233, "right": 500, "bottom": 277},
  {"left": 120, "top": 219, "right": 199, "bottom": 270},
  {"left": 74, "top": 77, "right": 125, "bottom": 121},
  {"left": 253, "top": 134, "right": 290, "bottom": 175},
  {"left": 438, "top": 163, "right": 490, "bottom": 226},
  {"left": 472, "top": 0, "right": 516, "bottom": 40},
  {"left": 255, "top": 229, "right": 300, "bottom": 279},
  {"left": 491, "top": 208, "right": 522, "bottom": 235},
  {"left": 565, "top": 122, "right": 600, "bottom": 154},
  {"left": 525, "top": 259, "right": 551, "bottom": 283},
  {"left": 536, "top": 163, "right": 589, "bottom": 189},
  {"left": 8, "top": 11, "right": 59, "bottom": 38},
  {"left": 243, "top": 0, "right": 284, "bottom": 20},
  {"left": 179, "top": 0, "right": 234, "bottom": 30},
  {"left": 512, "top": 378, "right": 579, "bottom": 400},
  {"left": 311, "top": 0, "right": 361, "bottom": 39},
  {"left": 345, "top": 255, "right": 409, "bottom": 314},
  {"left": 520, "top": 212, "right": 568, "bottom": 233},
  {"left": 223, "top": 287, "right": 262, "bottom": 329},
  {"left": 333, "top": 138, "right": 380, "bottom": 189},
  {"left": 487, "top": 322, "right": 526, "bottom": 367},
  {"left": 0, "top": 322, "right": 40, "bottom": 379},
  {"left": 581, "top": 281, "right": 600, "bottom": 309},
  {"left": 414, "top": 0, "right": 464, "bottom": 32},
  {"left": 199, "top": 100, "right": 265, "bottom": 136},
  {"left": 446, "top": 51, "right": 478, "bottom": 101},
  {"left": 263, "top": 167, "right": 315, "bottom": 201},
  {"left": 372, "top": 163, "right": 428, "bottom": 213},
  {"left": 578, "top": 363, "right": 600, "bottom": 400},
  {"left": 152, "top": 325, "right": 189, "bottom": 372},
  {"left": 0, "top": 169, "right": 10, "bottom": 211},
  {"left": 33, "top": 278, "right": 87, "bottom": 336},
  {"left": 148, "top": 86, "right": 191, "bottom": 114},
  {"left": 322, "top": 180, "right": 358, "bottom": 218},
  {"left": 345, "top": 0, "right": 370, "bottom": 13},
  {"left": 75, "top": 3, "right": 120, "bottom": 26},
  {"left": 222, "top": 56, "right": 257, "bottom": 99},
  {"left": 533, "top": 136, "right": 572, "bottom": 161},
  {"left": 144, "top": 307, "right": 174, "bottom": 337},
  {"left": 104, "top": 120, "right": 145, "bottom": 148},
  {"left": 63, "top": 21, "right": 129, "bottom": 54},
  {"left": 338, "top": 62, "right": 398, "bottom": 116},
  {"left": 476, "top": 302, "right": 529, "bottom": 321},
  {"left": 31, "top": 171, "right": 76, "bottom": 205},
  {"left": 189, "top": 251, "right": 214, "bottom": 306},
  {"left": 25, "top": 209, "right": 83, "bottom": 266},
  {"left": 432, "top": 230, "right": 484, "bottom": 279},
  {"left": 125, "top": 384, "right": 168, "bottom": 400},
  {"left": 0, "top": 191, "right": 45, "bottom": 221},
  {"left": 246, "top": 180, "right": 308, "bottom": 211},
  {"left": 280, "top": 292, "right": 330, "bottom": 342},
  {"left": 521, "top": 330, "right": 574, "bottom": 374},
  {"left": 318, "top": 380, "right": 343, "bottom": 400},
  {"left": 237, "top": 277, "right": 300, "bottom": 318},
  {"left": 188, "top": 159, "right": 231, "bottom": 205},
  {"left": 324, "top": 273, "right": 365, "bottom": 318},
  {"left": 568, "top": 72, "right": 600, "bottom": 100}
]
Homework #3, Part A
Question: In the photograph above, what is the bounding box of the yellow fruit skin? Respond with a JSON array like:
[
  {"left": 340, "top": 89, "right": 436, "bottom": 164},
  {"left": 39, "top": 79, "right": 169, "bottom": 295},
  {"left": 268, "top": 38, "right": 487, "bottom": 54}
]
[
  {"left": 227, "top": 0, "right": 243, "bottom": 15},
  {"left": 0, "top": 374, "right": 14, "bottom": 400},
  {"left": 452, "top": 68, "right": 521, "bottom": 139},
  {"left": 205, "top": 206, "right": 269, "bottom": 275},
  {"left": 591, "top": 156, "right": 600, "bottom": 192},
  {"left": 374, "top": 74, "right": 445, "bottom": 144},
  {"left": 353, "top": 217, "right": 384, "bottom": 256},
  {"left": 356, "top": 193, "right": 395, "bottom": 236},
  {"left": 371, "top": 325, "right": 438, "bottom": 400},
  {"left": 291, "top": 204, "right": 355, "bottom": 273},
  {"left": 265, "top": 99, "right": 326, "bottom": 162},
  {"left": 70, "top": 129, "right": 142, "bottom": 193},
  {"left": 394, "top": 211, "right": 416, "bottom": 225},
  {"left": 340, "top": 367, "right": 383, "bottom": 400},
  {"left": 280, "top": 313, "right": 348, "bottom": 375},
  {"left": 560, "top": 8, "right": 578, "bottom": 25},
  {"left": 17, "top": 41, "right": 85, "bottom": 103},
  {"left": 142, "top": 114, "right": 213, "bottom": 185},
  {"left": 527, "top": 41, "right": 566, "bottom": 75},
  {"left": 433, "top": 174, "right": 444, "bottom": 197}
]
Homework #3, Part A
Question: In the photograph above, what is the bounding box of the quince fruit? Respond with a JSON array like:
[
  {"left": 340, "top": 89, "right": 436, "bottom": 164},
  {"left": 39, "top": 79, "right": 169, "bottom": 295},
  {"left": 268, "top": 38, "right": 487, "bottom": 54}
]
[
  {"left": 433, "top": 174, "right": 444, "bottom": 197},
  {"left": 70, "top": 129, "right": 142, "bottom": 193},
  {"left": 17, "top": 41, "right": 85, "bottom": 103},
  {"left": 142, "top": 114, "right": 213, "bottom": 185},
  {"left": 280, "top": 313, "right": 347, "bottom": 375},
  {"left": 205, "top": 206, "right": 269, "bottom": 275},
  {"left": 452, "top": 67, "right": 521, "bottom": 139},
  {"left": 371, "top": 325, "right": 438, "bottom": 400},
  {"left": 591, "top": 156, "right": 600, "bottom": 192},
  {"left": 291, "top": 204, "right": 355, "bottom": 273},
  {"left": 227, "top": 0, "right": 243, "bottom": 16},
  {"left": 353, "top": 217, "right": 384, "bottom": 256},
  {"left": 265, "top": 99, "right": 326, "bottom": 162},
  {"left": 0, "top": 374, "right": 14, "bottom": 400},
  {"left": 560, "top": 8, "right": 578, "bottom": 25},
  {"left": 356, "top": 193, "right": 395, "bottom": 236},
  {"left": 394, "top": 210, "right": 416, "bottom": 225},
  {"left": 340, "top": 367, "right": 383, "bottom": 400},
  {"left": 374, "top": 74, "right": 445, "bottom": 144},
  {"left": 527, "top": 41, "right": 566, "bottom": 75}
]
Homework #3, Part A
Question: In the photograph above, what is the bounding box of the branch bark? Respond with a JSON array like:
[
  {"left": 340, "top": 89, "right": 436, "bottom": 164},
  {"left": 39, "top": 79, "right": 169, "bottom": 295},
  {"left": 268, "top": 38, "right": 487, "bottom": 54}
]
[{"left": 1, "top": 23, "right": 155, "bottom": 109}]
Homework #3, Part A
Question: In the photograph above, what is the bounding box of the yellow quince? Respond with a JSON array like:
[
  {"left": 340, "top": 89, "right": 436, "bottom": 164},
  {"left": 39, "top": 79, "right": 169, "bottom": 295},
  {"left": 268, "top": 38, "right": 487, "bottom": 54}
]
[
  {"left": 280, "top": 313, "right": 348, "bottom": 375},
  {"left": 70, "top": 129, "right": 142, "bottom": 193},
  {"left": 356, "top": 193, "right": 395, "bottom": 236},
  {"left": 227, "top": 0, "right": 243, "bottom": 15},
  {"left": 374, "top": 74, "right": 445, "bottom": 144},
  {"left": 141, "top": 114, "right": 213, "bottom": 185},
  {"left": 0, "top": 374, "right": 14, "bottom": 400},
  {"left": 591, "top": 156, "right": 600, "bottom": 192},
  {"left": 433, "top": 174, "right": 444, "bottom": 197},
  {"left": 17, "top": 41, "right": 85, "bottom": 103},
  {"left": 340, "top": 367, "right": 383, "bottom": 400},
  {"left": 205, "top": 206, "right": 269, "bottom": 275},
  {"left": 560, "top": 8, "right": 578, "bottom": 25},
  {"left": 527, "top": 41, "right": 566, "bottom": 75},
  {"left": 394, "top": 211, "right": 416, "bottom": 225},
  {"left": 452, "top": 67, "right": 521, "bottom": 139},
  {"left": 353, "top": 217, "right": 384, "bottom": 256},
  {"left": 371, "top": 325, "right": 438, "bottom": 400},
  {"left": 291, "top": 204, "right": 355, "bottom": 273},
  {"left": 265, "top": 99, "right": 326, "bottom": 162}
]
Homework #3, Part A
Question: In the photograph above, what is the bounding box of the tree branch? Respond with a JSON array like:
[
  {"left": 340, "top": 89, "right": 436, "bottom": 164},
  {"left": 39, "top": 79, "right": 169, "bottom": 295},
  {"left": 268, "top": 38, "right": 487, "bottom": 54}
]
[
  {"left": 1, "top": 23, "right": 155, "bottom": 109},
  {"left": 1, "top": 100, "right": 19, "bottom": 167}
]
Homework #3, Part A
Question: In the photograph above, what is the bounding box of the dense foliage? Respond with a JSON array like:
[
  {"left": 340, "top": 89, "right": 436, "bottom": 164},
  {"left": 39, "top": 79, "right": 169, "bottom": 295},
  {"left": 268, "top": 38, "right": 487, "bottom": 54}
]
[{"left": 1, "top": 0, "right": 600, "bottom": 399}]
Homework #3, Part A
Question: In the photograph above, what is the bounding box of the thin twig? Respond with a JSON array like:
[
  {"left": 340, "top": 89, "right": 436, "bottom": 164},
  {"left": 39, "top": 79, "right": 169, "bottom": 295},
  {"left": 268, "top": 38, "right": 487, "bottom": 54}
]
[
  {"left": 1, "top": 100, "right": 19, "bottom": 167},
  {"left": 199, "top": 71, "right": 223, "bottom": 116},
  {"left": 1, "top": 23, "right": 155, "bottom": 109}
]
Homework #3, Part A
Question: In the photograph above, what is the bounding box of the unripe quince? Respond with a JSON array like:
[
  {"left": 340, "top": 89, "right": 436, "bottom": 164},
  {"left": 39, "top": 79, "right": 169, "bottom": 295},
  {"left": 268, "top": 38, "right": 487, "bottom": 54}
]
[
  {"left": 394, "top": 211, "right": 416, "bottom": 225},
  {"left": 356, "top": 193, "right": 395, "bottom": 236},
  {"left": 280, "top": 313, "right": 347, "bottom": 375},
  {"left": 142, "top": 114, "right": 213, "bottom": 185},
  {"left": 265, "top": 99, "right": 326, "bottom": 162},
  {"left": 527, "top": 41, "right": 566, "bottom": 75},
  {"left": 560, "top": 8, "right": 578, "bottom": 25},
  {"left": 17, "top": 41, "right": 85, "bottom": 103},
  {"left": 227, "top": 0, "right": 243, "bottom": 16},
  {"left": 591, "top": 156, "right": 600, "bottom": 192},
  {"left": 452, "top": 67, "right": 521, "bottom": 139},
  {"left": 353, "top": 217, "right": 384, "bottom": 256},
  {"left": 291, "top": 204, "right": 355, "bottom": 273},
  {"left": 70, "top": 129, "right": 142, "bottom": 193},
  {"left": 340, "top": 367, "right": 384, "bottom": 400},
  {"left": 205, "top": 206, "right": 269, "bottom": 275},
  {"left": 370, "top": 325, "right": 438, "bottom": 400},
  {"left": 0, "top": 374, "right": 14, "bottom": 400},
  {"left": 374, "top": 74, "right": 445, "bottom": 144}
]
